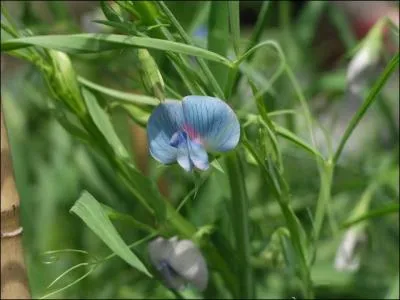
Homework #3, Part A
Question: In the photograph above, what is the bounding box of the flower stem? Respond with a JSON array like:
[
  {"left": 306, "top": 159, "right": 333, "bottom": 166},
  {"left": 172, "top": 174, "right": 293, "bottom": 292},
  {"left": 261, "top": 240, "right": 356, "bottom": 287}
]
[{"left": 225, "top": 151, "right": 253, "bottom": 299}]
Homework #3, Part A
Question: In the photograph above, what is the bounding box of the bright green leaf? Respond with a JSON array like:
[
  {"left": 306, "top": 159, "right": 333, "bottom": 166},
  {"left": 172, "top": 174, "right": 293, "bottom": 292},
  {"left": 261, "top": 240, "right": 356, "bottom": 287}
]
[
  {"left": 1, "top": 34, "right": 232, "bottom": 66},
  {"left": 82, "top": 88, "right": 129, "bottom": 159},
  {"left": 70, "top": 191, "right": 152, "bottom": 277},
  {"left": 78, "top": 76, "right": 159, "bottom": 106}
]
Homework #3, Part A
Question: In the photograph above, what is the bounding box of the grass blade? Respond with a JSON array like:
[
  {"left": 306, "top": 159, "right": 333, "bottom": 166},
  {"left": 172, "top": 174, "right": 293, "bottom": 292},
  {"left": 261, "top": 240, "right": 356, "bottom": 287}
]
[
  {"left": 228, "top": 1, "right": 240, "bottom": 57},
  {"left": 157, "top": 1, "right": 224, "bottom": 98},
  {"left": 225, "top": 151, "right": 253, "bottom": 299},
  {"left": 82, "top": 88, "right": 129, "bottom": 159},
  {"left": 274, "top": 124, "right": 325, "bottom": 160},
  {"left": 208, "top": 2, "right": 230, "bottom": 88},
  {"left": 341, "top": 202, "right": 399, "bottom": 229},
  {"left": 78, "top": 76, "right": 159, "bottom": 106},
  {"left": 1, "top": 34, "right": 232, "bottom": 66},
  {"left": 70, "top": 191, "right": 152, "bottom": 277}
]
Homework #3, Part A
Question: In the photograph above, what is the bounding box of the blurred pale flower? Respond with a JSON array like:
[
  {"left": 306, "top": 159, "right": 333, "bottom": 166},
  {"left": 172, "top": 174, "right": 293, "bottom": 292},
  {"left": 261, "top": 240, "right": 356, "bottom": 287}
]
[
  {"left": 346, "top": 45, "right": 380, "bottom": 94},
  {"left": 346, "top": 20, "right": 385, "bottom": 94},
  {"left": 334, "top": 227, "right": 367, "bottom": 272},
  {"left": 148, "top": 236, "right": 208, "bottom": 291},
  {"left": 147, "top": 96, "right": 240, "bottom": 172}
]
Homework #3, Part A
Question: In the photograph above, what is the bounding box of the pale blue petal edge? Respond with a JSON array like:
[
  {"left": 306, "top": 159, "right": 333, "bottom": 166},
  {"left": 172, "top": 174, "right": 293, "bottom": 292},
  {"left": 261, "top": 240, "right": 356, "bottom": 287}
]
[
  {"left": 188, "top": 140, "right": 209, "bottom": 171},
  {"left": 182, "top": 96, "right": 240, "bottom": 152},
  {"left": 176, "top": 142, "right": 192, "bottom": 172}
]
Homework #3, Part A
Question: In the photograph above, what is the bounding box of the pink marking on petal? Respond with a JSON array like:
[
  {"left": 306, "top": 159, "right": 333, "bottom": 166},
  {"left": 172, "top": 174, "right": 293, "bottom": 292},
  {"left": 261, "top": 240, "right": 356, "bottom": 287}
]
[{"left": 183, "top": 123, "right": 199, "bottom": 140}]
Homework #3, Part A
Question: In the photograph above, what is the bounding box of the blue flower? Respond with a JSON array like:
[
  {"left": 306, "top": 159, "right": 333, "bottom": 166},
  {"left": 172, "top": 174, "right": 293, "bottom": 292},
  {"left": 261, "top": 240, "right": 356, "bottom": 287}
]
[{"left": 147, "top": 95, "right": 240, "bottom": 172}]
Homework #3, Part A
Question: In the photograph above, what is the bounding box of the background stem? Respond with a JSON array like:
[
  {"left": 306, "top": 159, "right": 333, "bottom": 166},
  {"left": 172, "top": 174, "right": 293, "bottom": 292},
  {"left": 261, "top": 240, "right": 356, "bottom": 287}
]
[{"left": 225, "top": 151, "right": 253, "bottom": 299}]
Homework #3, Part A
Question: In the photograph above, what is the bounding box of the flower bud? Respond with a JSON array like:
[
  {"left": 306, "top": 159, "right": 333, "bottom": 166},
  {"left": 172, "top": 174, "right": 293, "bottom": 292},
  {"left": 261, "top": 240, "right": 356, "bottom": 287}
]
[
  {"left": 148, "top": 236, "right": 208, "bottom": 291},
  {"left": 137, "top": 49, "right": 165, "bottom": 101},
  {"left": 47, "top": 50, "right": 86, "bottom": 116}
]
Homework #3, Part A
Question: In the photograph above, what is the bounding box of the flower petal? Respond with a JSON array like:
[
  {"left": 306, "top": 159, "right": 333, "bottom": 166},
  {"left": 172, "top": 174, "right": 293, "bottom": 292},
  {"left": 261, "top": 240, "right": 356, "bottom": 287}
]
[
  {"left": 182, "top": 96, "right": 240, "bottom": 152},
  {"left": 188, "top": 140, "right": 209, "bottom": 171},
  {"left": 148, "top": 237, "right": 186, "bottom": 290},
  {"left": 168, "top": 239, "right": 208, "bottom": 292},
  {"left": 174, "top": 131, "right": 209, "bottom": 172},
  {"left": 148, "top": 237, "right": 175, "bottom": 267},
  {"left": 159, "top": 261, "right": 186, "bottom": 291},
  {"left": 176, "top": 143, "right": 193, "bottom": 172},
  {"left": 147, "top": 100, "right": 184, "bottom": 164}
]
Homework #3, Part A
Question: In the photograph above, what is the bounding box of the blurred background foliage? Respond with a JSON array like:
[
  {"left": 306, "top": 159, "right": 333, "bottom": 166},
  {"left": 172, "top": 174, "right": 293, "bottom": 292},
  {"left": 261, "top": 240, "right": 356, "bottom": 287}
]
[{"left": 1, "top": 1, "right": 399, "bottom": 299}]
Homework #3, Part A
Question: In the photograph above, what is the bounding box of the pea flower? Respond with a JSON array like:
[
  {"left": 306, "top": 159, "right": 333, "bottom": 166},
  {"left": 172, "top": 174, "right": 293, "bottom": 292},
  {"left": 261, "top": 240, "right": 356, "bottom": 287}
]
[
  {"left": 148, "top": 236, "right": 208, "bottom": 291},
  {"left": 147, "top": 96, "right": 240, "bottom": 172}
]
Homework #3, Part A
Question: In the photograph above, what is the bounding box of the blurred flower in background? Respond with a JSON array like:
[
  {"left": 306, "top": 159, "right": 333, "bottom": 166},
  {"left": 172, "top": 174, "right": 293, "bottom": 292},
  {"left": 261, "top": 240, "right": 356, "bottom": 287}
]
[
  {"left": 334, "top": 227, "right": 367, "bottom": 272},
  {"left": 148, "top": 236, "right": 208, "bottom": 291}
]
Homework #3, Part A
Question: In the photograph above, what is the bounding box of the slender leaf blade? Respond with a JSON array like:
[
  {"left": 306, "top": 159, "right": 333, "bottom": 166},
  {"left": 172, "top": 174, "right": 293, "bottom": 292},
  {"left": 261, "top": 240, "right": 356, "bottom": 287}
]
[
  {"left": 70, "top": 191, "right": 152, "bottom": 277},
  {"left": 1, "top": 34, "right": 231, "bottom": 65},
  {"left": 82, "top": 88, "right": 129, "bottom": 159},
  {"left": 78, "top": 76, "right": 159, "bottom": 106}
]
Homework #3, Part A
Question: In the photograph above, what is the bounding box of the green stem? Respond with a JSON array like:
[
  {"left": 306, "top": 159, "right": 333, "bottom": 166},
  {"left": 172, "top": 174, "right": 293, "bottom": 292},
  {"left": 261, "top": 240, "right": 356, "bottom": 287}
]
[
  {"left": 157, "top": 1, "right": 225, "bottom": 98},
  {"left": 242, "top": 140, "right": 313, "bottom": 298},
  {"left": 224, "top": 66, "right": 239, "bottom": 100},
  {"left": 333, "top": 53, "right": 399, "bottom": 163},
  {"left": 313, "top": 159, "right": 334, "bottom": 239},
  {"left": 284, "top": 65, "right": 317, "bottom": 148},
  {"left": 341, "top": 202, "right": 399, "bottom": 230},
  {"left": 279, "top": 1, "right": 292, "bottom": 56},
  {"left": 232, "top": 2, "right": 270, "bottom": 89},
  {"left": 225, "top": 152, "right": 253, "bottom": 299},
  {"left": 245, "top": 1, "right": 271, "bottom": 59},
  {"left": 228, "top": 1, "right": 241, "bottom": 58}
]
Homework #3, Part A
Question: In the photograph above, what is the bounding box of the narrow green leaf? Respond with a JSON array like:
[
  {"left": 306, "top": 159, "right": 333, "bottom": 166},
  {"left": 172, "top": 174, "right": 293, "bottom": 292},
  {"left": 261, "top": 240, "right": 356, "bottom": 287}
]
[
  {"left": 211, "top": 159, "right": 225, "bottom": 174},
  {"left": 296, "top": 1, "right": 327, "bottom": 47},
  {"left": 102, "top": 204, "right": 156, "bottom": 234},
  {"left": 327, "top": 3, "right": 357, "bottom": 50},
  {"left": 82, "top": 88, "right": 129, "bottom": 159},
  {"left": 70, "top": 191, "right": 152, "bottom": 277},
  {"left": 1, "top": 34, "right": 232, "bottom": 66},
  {"left": 245, "top": 1, "right": 270, "bottom": 58},
  {"left": 225, "top": 151, "right": 253, "bottom": 299},
  {"left": 121, "top": 163, "right": 167, "bottom": 223},
  {"left": 92, "top": 19, "right": 135, "bottom": 33},
  {"left": 78, "top": 76, "right": 159, "bottom": 106},
  {"left": 82, "top": 89, "right": 166, "bottom": 221},
  {"left": 157, "top": 1, "right": 225, "bottom": 99},
  {"left": 228, "top": 1, "right": 240, "bottom": 57},
  {"left": 386, "top": 273, "right": 400, "bottom": 300},
  {"left": 341, "top": 202, "right": 399, "bottom": 229},
  {"left": 274, "top": 124, "right": 325, "bottom": 160},
  {"left": 118, "top": 103, "right": 150, "bottom": 127},
  {"left": 208, "top": 2, "right": 230, "bottom": 88},
  {"left": 100, "top": 0, "right": 122, "bottom": 22}
]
